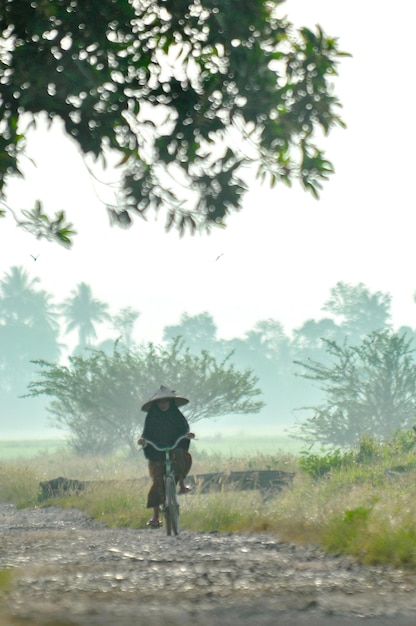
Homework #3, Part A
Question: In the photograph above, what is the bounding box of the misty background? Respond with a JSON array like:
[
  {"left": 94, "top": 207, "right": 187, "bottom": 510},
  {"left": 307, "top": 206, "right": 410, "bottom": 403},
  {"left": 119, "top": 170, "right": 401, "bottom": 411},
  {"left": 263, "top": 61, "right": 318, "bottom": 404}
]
[{"left": 1, "top": 267, "right": 415, "bottom": 439}]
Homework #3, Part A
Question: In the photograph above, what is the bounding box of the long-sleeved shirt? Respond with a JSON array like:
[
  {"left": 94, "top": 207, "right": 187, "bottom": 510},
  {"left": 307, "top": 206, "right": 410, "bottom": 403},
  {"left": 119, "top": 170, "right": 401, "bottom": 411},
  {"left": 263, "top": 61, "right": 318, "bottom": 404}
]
[{"left": 141, "top": 406, "right": 190, "bottom": 462}]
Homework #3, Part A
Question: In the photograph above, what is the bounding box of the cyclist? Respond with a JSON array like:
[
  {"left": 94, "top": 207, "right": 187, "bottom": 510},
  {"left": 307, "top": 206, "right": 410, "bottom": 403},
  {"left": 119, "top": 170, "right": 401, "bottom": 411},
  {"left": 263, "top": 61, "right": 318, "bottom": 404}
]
[{"left": 138, "top": 385, "right": 194, "bottom": 528}]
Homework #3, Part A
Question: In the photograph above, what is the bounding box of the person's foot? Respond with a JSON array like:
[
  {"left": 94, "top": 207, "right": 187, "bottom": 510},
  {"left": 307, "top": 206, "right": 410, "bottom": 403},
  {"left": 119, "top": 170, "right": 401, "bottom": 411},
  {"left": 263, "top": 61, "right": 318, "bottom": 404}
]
[{"left": 146, "top": 518, "right": 162, "bottom": 528}]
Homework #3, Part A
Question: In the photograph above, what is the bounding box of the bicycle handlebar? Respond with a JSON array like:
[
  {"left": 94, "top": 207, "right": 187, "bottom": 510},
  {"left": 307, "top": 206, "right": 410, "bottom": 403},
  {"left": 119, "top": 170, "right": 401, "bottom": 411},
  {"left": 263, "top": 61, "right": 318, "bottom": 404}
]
[{"left": 140, "top": 433, "right": 194, "bottom": 452}]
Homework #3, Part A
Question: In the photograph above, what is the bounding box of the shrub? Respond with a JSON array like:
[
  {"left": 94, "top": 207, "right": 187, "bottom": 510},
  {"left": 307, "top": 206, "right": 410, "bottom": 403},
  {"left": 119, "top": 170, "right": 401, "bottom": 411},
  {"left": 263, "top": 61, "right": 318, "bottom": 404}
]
[
  {"left": 323, "top": 505, "right": 373, "bottom": 555},
  {"left": 299, "top": 447, "right": 354, "bottom": 479}
]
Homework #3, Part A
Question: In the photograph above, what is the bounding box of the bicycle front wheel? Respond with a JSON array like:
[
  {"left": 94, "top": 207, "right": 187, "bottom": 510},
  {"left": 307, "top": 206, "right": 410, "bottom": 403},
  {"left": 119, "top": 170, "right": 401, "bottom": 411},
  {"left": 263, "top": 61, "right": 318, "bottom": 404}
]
[{"left": 164, "top": 475, "right": 179, "bottom": 536}]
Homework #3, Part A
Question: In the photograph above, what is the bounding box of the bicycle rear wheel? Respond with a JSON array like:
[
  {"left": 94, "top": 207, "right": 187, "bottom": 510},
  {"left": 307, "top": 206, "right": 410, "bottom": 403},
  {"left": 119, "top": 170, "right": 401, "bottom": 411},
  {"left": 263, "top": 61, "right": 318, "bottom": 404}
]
[{"left": 164, "top": 475, "right": 179, "bottom": 536}]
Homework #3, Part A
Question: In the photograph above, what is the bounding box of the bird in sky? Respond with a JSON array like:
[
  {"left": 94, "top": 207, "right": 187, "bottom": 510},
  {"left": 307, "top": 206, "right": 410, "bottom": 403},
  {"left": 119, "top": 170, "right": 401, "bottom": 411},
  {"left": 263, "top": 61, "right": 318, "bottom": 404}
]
[
  {"left": 215, "top": 253, "right": 224, "bottom": 262},
  {"left": 30, "top": 254, "right": 39, "bottom": 261}
]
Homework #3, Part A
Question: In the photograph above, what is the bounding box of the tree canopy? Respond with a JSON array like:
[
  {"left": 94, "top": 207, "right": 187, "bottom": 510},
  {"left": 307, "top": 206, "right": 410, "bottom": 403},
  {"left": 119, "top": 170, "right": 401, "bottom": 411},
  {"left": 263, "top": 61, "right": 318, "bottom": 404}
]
[
  {"left": 0, "top": 0, "right": 348, "bottom": 244},
  {"left": 26, "top": 340, "right": 264, "bottom": 454},
  {"left": 2, "top": 262, "right": 411, "bottom": 438},
  {"left": 60, "top": 282, "right": 110, "bottom": 350},
  {"left": 293, "top": 330, "right": 416, "bottom": 446},
  {"left": 0, "top": 266, "right": 61, "bottom": 428},
  {"left": 323, "top": 282, "right": 392, "bottom": 342}
]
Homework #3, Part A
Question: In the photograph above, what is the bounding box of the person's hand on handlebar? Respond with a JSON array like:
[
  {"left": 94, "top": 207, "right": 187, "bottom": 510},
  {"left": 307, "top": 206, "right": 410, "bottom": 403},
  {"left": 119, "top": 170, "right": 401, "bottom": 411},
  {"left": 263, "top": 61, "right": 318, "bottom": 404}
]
[{"left": 187, "top": 432, "right": 195, "bottom": 439}]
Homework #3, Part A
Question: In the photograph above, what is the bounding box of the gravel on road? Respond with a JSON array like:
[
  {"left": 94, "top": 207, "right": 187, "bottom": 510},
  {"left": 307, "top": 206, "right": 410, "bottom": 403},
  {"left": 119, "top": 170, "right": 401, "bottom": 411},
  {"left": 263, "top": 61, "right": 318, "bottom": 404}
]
[{"left": 1, "top": 503, "right": 416, "bottom": 625}]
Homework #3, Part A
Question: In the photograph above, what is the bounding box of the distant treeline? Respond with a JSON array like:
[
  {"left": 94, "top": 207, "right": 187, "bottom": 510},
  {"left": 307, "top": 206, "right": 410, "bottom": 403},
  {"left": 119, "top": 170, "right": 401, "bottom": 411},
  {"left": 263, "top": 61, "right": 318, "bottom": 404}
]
[{"left": 1, "top": 265, "right": 415, "bottom": 437}]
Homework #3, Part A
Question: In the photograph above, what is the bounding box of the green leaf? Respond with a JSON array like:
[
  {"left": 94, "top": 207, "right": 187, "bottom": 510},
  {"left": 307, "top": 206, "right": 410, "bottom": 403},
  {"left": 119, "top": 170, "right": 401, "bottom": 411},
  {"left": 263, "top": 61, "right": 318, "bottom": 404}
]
[{"left": 0, "top": 0, "right": 348, "bottom": 238}]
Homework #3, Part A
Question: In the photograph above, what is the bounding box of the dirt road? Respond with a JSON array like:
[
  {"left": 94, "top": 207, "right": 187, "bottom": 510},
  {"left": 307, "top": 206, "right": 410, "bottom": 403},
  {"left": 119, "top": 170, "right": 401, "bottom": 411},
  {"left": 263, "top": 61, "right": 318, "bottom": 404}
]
[{"left": 1, "top": 503, "right": 416, "bottom": 625}]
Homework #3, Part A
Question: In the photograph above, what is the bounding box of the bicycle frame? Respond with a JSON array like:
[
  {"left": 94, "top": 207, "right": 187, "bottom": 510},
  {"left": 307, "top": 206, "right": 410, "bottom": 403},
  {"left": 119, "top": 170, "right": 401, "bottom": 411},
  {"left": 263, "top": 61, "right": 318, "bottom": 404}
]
[{"left": 142, "top": 434, "right": 191, "bottom": 536}]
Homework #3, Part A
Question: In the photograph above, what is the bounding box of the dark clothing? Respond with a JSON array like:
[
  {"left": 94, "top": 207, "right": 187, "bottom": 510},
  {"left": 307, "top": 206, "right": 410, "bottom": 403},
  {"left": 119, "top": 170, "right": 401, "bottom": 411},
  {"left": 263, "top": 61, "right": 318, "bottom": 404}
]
[
  {"left": 140, "top": 401, "right": 192, "bottom": 509},
  {"left": 141, "top": 403, "right": 191, "bottom": 463},
  {"left": 147, "top": 448, "right": 192, "bottom": 508}
]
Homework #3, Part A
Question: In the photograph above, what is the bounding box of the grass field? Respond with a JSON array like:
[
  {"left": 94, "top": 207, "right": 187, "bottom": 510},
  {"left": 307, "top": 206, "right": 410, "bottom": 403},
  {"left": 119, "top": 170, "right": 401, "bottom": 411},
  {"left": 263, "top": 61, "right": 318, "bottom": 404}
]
[
  {"left": 0, "top": 432, "right": 304, "bottom": 460},
  {"left": 192, "top": 432, "right": 304, "bottom": 455},
  {"left": 0, "top": 439, "right": 66, "bottom": 459},
  {"left": 1, "top": 431, "right": 416, "bottom": 571}
]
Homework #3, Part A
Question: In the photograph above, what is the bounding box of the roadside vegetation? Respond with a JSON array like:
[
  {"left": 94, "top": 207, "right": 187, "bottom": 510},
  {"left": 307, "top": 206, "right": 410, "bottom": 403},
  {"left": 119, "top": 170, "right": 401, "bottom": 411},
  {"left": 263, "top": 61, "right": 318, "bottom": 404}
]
[{"left": 1, "top": 431, "right": 416, "bottom": 570}]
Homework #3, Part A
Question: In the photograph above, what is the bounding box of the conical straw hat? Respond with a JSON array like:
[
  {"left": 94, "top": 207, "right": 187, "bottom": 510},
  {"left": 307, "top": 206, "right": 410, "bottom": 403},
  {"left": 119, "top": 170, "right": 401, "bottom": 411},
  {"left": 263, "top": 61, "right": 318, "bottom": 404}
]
[{"left": 141, "top": 385, "right": 189, "bottom": 412}]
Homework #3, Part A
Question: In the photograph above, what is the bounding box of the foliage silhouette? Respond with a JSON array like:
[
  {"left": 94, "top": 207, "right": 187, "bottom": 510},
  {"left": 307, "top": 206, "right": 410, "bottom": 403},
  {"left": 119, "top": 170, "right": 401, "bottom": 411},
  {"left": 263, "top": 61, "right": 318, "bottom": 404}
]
[
  {"left": 60, "top": 282, "right": 110, "bottom": 350},
  {"left": 26, "top": 340, "right": 264, "bottom": 455},
  {"left": 323, "top": 282, "right": 392, "bottom": 343},
  {"left": 294, "top": 330, "right": 416, "bottom": 446},
  {"left": 0, "top": 0, "right": 348, "bottom": 243},
  {"left": 0, "top": 266, "right": 61, "bottom": 426}
]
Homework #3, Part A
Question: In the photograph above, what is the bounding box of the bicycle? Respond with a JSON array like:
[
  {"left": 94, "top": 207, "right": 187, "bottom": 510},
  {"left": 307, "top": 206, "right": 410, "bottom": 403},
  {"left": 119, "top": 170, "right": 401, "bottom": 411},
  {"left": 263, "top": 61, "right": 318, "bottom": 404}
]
[{"left": 141, "top": 433, "right": 193, "bottom": 536}]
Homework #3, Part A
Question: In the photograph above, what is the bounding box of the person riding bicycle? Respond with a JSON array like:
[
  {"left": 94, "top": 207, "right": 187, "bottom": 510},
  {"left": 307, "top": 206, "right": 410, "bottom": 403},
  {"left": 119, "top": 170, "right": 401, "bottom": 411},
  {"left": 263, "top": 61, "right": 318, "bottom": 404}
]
[{"left": 138, "top": 385, "right": 194, "bottom": 528}]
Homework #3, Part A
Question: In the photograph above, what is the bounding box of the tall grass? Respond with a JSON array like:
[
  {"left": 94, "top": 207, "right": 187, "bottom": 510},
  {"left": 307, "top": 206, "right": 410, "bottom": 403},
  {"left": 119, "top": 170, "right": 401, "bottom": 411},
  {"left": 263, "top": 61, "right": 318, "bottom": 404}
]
[{"left": 1, "top": 434, "right": 416, "bottom": 569}]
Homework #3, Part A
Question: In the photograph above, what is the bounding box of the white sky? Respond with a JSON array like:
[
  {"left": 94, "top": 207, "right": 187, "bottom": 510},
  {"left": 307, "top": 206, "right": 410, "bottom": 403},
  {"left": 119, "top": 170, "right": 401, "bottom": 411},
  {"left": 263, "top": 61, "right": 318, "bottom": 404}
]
[{"left": 1, "top": 0, "right": 415, "bottom": 347}]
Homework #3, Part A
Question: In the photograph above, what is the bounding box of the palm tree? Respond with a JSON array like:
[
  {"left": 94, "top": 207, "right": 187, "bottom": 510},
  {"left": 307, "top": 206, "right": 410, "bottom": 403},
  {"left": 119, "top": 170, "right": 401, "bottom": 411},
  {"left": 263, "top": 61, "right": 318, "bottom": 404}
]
[
  {"left": 0, "top": 265, "right": 61, "bottom": 398},
  {"left": 60, "top": 282, "right": 110, "bottom": 348},
  {"left": 0, "top": 265, "right": 60, "bottom": 340},
  {"left": 0, "top": 266, "right": 40, "bottom": 322}
]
